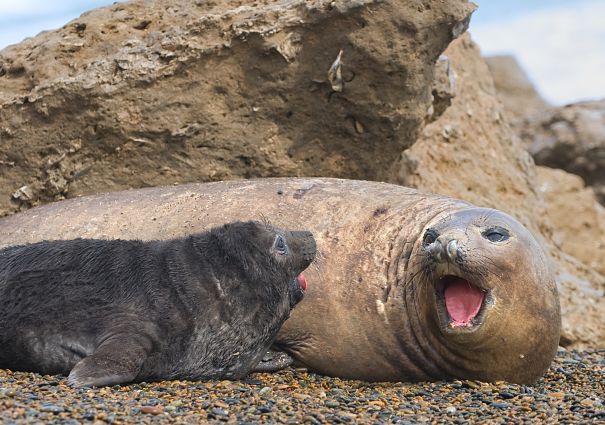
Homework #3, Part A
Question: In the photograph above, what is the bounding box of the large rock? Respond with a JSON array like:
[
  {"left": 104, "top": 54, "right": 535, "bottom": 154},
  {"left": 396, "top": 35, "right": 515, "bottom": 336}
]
[
  {"left": 486, "top": 57, "right": 605, "bottom": 206},
  {"left": 485, "top": 55, "right": 549, "bottom": 122},
  {"left": 484, "top": 55, "right": 548, "bottom": 122},
  {"left": 392, "top": 35, "right": 547, "bottom": 238},
  {"left": 519, "top": 100, "right": 605, "bottom": 206},
  {"left": 390, "top": 35, "right": 605, "bottom": 348},
  {"left": 536, "top": 167, "right": 605, "bottom": 277},
  {"left": 535, "top": 166, "right": 605, "bottom": 346},
  {"left": 0, "top": 0, "right": 475, "bottom": 216}
]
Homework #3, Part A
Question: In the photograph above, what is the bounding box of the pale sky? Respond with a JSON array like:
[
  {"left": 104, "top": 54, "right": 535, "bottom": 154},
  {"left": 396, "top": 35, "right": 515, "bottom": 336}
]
[
  {"left": 471, "top": 0, "right": 605, "bottom": 105},
  {"left": 0, "top": 0, "right": 604, "bottom": 105}
]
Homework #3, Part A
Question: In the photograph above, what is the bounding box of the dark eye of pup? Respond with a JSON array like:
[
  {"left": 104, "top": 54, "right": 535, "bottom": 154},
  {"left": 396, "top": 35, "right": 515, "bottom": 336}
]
[
  {"left": 274, "top": 235, "right": 288, "bottom": 254},
  {"left": 482, "top": 227, "right": 510, "bottom": 243},
  {"left": 423, "top": 229, "right": 438, "bottom": 245}
]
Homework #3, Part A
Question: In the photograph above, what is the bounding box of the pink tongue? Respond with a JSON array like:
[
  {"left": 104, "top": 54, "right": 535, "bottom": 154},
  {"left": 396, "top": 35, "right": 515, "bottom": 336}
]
[
  {"left": 444, "top": 279, "right": 484, "bottom": 326},
  {"left": 296, "top": 274, "right": 308, "bottom": 291}
]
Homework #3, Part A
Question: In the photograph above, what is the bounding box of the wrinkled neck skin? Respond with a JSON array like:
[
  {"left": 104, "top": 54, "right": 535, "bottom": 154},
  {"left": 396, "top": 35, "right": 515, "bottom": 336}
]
[
  {"left": 379, "top": 208, "right": 485, "bottom": 382},
  {"left": 397, "top": 274, "right": 499, "bottom": 381}
]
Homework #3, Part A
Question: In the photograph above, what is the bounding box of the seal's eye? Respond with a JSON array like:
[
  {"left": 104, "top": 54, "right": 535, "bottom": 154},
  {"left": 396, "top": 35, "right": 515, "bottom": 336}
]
[
  {"left": 482, "top": 227, "right": 510, "bottom": 243},
  {"left": 274, "top": 235, "right": 288, "bottom": 255},
  {"left": 423, "top": 229, "right": 438, "bottom": 245}
]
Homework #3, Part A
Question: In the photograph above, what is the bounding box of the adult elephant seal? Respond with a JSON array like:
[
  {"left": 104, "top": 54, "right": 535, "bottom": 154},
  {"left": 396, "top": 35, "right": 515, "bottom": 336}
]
[
  {"left": 0, "top": 221, "right": 316, "bottom": 387},
  {"left": 0, "top": 178, "right": 560, "bottom": 384}
]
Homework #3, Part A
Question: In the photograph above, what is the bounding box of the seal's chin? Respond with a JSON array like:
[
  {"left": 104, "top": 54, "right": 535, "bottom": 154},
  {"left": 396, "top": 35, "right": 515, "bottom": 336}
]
[{"left": 435, "top": 276, "right": 488, "bottom": 331}]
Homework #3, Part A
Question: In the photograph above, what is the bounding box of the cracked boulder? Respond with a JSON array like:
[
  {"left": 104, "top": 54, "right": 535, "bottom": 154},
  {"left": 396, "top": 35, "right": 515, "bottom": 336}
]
[
  {"left": 485, "top": 55, "right": 549, "bottom": 122},
  {"left": 519, "top": 100, "right": 605, "bottom": 206},
  {"left": 0, "top": 0, "right": 475, "bottom": 216}
]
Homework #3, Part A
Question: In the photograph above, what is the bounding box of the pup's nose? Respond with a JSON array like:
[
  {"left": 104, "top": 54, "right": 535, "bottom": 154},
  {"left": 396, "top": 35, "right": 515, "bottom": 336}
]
[{"left": 291, "top": 231, "right": 316, "bottom": 262}]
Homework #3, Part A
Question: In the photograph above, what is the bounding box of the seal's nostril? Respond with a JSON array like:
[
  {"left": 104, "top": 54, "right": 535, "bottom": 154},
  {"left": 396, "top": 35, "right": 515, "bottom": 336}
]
[
  {"left": 423, "top": 229, "right": 438, "bottom": 246},
  {"left": 427, "top": 241, "right": 445, "bottom": 262},
  {"left": 446, "top": 239, "right": 458, "bottom": 261}
]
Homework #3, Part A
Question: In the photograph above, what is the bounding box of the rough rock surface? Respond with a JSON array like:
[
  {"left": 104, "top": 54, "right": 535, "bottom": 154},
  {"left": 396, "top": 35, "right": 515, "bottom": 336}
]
[
  {"left": 0, "top": 0, "right": 475, "bottom": 216},
  {"left": 484, "top": 55, "right": 548, "bottom": 122},
  {"left": 535, "top": 167, "right": 605, "bottom": 346},
  {"left": 486, "top": 57, "right": 605, "bottom": 207},
  {"left": 392, "top": 36, "right": 546, "bottom": 235},
  {"left": 519, "top": 100, "right": 605, "bottom": 206},
  {"left": 390, "top": 35, "right": 605, "bottom": 347},
  {"left": 536, "top": 167, "right": 605, "bottom": 277}
]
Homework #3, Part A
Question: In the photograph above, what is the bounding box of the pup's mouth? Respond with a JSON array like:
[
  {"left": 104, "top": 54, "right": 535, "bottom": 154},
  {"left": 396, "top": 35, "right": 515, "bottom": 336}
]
[
  {"left": 435, "top": 276, "right": 488, "bottom": 330},
  {"left": 289, "top": 274, "right": 308, "bottom": 308},
  {"left": 296, "top": 273, "right": 308, "bottom": 291}
]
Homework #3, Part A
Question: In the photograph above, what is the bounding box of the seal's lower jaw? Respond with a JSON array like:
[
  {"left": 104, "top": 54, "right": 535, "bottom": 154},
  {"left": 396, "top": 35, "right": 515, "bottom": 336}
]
[{"left": 435, "top": 276, "right": 489, "bottom": 333}]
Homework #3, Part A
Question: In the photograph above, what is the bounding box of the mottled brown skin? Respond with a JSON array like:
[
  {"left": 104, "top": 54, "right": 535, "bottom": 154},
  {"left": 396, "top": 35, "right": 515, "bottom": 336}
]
[{"left": 0, "top": 178, "right": 561, "bottom": 384}]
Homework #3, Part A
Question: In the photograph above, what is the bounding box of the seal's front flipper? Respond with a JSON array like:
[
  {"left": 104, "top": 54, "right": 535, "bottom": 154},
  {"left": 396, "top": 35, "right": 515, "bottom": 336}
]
[
  {"left": 67, "top": 334, "right": 151, "bottom": 388},
  {"left": 251, "top": 350, "right": 294, "bottom": 373}
]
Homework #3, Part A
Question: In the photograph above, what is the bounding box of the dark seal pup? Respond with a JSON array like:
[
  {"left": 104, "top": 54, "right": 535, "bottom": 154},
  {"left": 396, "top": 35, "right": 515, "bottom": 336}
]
[{"left": 0, "top": 221, "right": 316, "bottom": 387}]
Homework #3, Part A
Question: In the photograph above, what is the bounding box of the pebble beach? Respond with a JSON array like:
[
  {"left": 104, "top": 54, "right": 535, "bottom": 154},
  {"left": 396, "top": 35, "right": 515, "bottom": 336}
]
[{"left": 0, "top": 348, "right": 603, "bottom": 424}]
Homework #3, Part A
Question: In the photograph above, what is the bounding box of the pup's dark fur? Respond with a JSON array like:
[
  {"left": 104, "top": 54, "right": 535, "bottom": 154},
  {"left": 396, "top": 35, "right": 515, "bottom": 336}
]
[{"left": 0, "top": 221, "right": 316, "bottom": 387}]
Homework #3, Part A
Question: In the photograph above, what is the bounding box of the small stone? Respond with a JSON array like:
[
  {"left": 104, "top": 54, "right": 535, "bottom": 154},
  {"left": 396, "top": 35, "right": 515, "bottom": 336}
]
[
  {"left": 491, "top": 402, "right": 509, "bottom": 409},
  {"left": 214, "top": 400, "right": 229, "bottom": 409},
  {"left": 259, "top": 386, "right": 272, "bottom": 395},
  {"left": 325, "top": 400, "right": 340, "bottom": 408},
  {"left": 548, "top": 391, "right": 565, "bottom": 399},
  {"left": 140, "top": 405, "right": 163, "bottom": 415},
  {"left": 40, "top": 403, "right": 64, "bottom": 413},
  {"left": 12, "top": 185, "right": 34, "bottom": 202},
  {"left": 354, "top": 120, "right": 365, "bottom": 134},
  {"left": 211, "top": 407, "right": 229, "bottom": 417},
  {"left": 0, "top": 388, "right": 16, "bottom": 397},
  {"left": 303, "top": 416, "right": 321, "bottom": 425},
  {"left": 257, "top": 404, "right": 273, "bottom": 413},
  {"left": 580, "top": 398, "right": 595, "bottom": 407}
]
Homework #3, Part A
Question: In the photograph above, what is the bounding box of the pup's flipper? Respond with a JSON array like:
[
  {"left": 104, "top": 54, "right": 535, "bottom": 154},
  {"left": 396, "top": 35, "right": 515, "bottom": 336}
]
[
  {"left": 251, "top": 350, "right": 294, "bottom": 373},
  {"left": 68, "top": 333, "right": 151, "bottom": 387}
]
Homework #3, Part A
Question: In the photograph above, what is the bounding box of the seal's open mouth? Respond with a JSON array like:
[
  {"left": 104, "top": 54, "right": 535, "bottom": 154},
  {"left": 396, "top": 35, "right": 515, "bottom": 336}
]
[{"left": 436, "top": 276, "right": 486, "bottom": 329}]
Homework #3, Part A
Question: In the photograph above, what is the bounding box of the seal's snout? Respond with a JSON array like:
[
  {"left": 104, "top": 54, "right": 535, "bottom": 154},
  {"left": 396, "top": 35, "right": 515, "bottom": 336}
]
[
  {"left": 426, "top": 236, "right": 461, "bottom": 264},
  {"left": 426, "top": 240, "right": 445, "bottom": 262}
]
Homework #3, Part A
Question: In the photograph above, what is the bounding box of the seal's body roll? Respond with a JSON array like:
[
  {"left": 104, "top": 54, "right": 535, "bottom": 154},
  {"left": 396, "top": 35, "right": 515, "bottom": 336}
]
[
  {"left": 0, "top": 178, "right": 560, "bottom": 384},
  {"left": 0, "top": 221, "right": 316, "bottom": 387}
]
